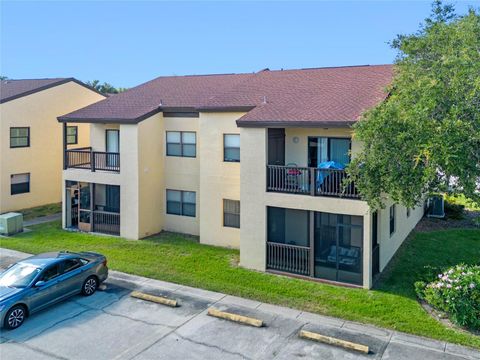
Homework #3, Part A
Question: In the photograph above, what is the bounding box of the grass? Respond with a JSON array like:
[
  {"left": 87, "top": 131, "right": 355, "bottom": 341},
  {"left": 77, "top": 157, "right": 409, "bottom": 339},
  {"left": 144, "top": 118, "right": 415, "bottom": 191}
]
[
  {"left": 444, "top": 194, "right": 480, "bottom": 211},
  {"left": 14, "top": 203, "right": 62, "bottom": 221},
  {"left": 1, "top": 221, "right": 479, "bottom": 348}
]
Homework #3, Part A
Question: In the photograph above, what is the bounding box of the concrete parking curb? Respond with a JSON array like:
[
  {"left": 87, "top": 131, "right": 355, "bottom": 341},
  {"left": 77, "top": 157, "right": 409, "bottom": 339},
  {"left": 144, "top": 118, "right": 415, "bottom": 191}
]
[
  {"left": 130, "top": 291, "right": 178, "bottom": 307},
  {"left": 207, "top": 308, "right": 264, "bottom": 327},
  {"left": 299, "top": 329, "right": 370, "bottom": 354}
]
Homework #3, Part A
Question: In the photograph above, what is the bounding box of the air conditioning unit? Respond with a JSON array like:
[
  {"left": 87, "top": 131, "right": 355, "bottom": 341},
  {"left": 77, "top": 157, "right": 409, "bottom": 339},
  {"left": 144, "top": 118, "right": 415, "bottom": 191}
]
[
  {"left": 427, "top": 195, "right": 445, "bottom": 218},
  {"left": 0, "top": 212, "right": 24, "bottom": 235}
]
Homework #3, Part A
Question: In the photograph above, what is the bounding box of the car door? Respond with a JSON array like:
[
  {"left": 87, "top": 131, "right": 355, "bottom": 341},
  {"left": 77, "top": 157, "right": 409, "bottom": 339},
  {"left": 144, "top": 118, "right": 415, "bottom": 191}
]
[
  {"left": 56, "top": 258, "right": 86, "bottom": 296},
  {"left": 28, "top": 263, "right": 63, "bottom": 313}
]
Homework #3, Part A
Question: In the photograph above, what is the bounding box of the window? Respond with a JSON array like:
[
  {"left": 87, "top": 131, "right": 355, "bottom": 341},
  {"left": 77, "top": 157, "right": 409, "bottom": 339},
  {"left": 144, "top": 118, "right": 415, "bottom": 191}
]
[
  {"left": 406, "top": 207, "right": 411, "bottom": 218},
  {"left": 11, "top": 173, "right": 30, "bottom": 195},
  {"left": 62, "top": 259, "right": 83, "bottom": 273},
  {"left": 224, "top": 134, "right": 240, "bottom": 162},
  {"left": 66, "top": 126, "right": 78, "bottom": 144},
  {"left": 40, "top": 264, "right": 61, "bottom": 282},
  {"left": 166, "top": 190, "right": 196, "bottom": 217},
  {"left": 10, "top": 127, "right": 30, "bottom": 148},
  {"left": 166, "top": 131, "right": 196, "bottom": 157},
  {"left": 308, "top": 137, "right": 351, "bottom": 167},
  {"left": 223, "top": 199, "right": 240, "bottom": 228},
  {"left": 389, "top": 205, "right": 396, "bottom": 236}
]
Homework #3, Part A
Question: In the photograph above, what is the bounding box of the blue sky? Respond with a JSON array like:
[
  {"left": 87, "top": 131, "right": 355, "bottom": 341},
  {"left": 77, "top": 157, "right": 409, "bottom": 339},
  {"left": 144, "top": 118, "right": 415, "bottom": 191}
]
[{"left": 1, "top": 1, "right": 478, "bottom": 87}]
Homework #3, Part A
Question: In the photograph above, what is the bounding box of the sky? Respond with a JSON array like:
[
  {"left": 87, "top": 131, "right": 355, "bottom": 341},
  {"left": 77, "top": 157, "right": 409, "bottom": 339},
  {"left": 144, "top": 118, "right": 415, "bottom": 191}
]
[{"left": 1, "top": 1, "right": 478, "bottom": 88}]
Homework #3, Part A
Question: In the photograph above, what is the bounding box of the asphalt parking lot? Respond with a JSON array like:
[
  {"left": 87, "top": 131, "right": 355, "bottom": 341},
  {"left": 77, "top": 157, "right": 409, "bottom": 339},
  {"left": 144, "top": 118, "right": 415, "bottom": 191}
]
[{"left": 0, "top": 249, "right": 479, "bottom": 360}]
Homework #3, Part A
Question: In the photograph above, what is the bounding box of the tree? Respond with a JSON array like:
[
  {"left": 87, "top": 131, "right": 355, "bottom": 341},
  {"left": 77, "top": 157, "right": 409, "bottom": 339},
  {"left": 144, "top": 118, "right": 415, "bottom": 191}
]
[
  {"left": 0, "top": 76, "right": 8, "bottom": 80},
  {"left": 86, "top": 80, "right": 127, "bottom": 94},
  {"left": 347, "top": 1, "right": 480, "bottom": 210}
]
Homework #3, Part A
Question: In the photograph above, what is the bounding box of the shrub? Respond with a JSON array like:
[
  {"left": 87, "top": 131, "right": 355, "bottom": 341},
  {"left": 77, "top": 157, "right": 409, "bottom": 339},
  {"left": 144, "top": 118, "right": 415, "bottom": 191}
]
[
  {"left": 444, "top": 199, "right": 465, "bottom": 220},
  {"left": 415, "top": 264, "right": 480, "bottom": 330}
]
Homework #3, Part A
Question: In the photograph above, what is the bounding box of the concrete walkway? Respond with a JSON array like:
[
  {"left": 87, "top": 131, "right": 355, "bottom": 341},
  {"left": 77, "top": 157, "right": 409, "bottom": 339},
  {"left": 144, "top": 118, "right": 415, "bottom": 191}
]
[
  {"left": 0, "top": 248, "right": 479, "bottom": 360},
  {"left": 23, "top": 213, "right": 61, "bottom": 227}
]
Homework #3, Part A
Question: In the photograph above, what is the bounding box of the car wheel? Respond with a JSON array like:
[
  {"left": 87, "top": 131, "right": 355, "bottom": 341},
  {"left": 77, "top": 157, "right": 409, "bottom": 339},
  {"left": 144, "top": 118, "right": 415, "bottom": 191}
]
[
  {"left": 82, "top": 276, "right": 98, "bottom": 296},
  {"left": 4, "top": 305, "right": 26, "bottom": 330}
]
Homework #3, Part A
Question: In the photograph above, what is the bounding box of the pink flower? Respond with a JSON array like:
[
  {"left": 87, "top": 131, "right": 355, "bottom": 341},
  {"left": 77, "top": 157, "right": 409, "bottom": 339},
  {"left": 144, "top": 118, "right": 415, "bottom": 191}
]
[{"left": 470, "top": 283, "right": 475, "bottom": 289}]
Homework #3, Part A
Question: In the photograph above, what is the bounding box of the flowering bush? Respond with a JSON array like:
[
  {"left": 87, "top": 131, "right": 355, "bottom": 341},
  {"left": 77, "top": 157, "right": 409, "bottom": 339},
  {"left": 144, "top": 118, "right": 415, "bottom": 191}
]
[{"left": 415, "top": 264, "right": 480, "bottom": 330}]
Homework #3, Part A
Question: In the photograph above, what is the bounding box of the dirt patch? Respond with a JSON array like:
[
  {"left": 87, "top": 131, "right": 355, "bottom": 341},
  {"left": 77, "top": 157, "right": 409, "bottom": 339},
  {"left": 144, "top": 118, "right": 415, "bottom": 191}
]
[{"left": 415, "top": 210, "right": 480, "bottom": 232}]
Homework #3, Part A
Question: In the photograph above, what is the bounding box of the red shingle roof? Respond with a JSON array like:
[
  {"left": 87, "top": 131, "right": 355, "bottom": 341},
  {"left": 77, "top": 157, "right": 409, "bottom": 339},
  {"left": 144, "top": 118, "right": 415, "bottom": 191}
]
[
  {"left": 58, "top": 65, "right": 393, "bottom": 127},
  {"left": 0, "top": 78, "right": 102, "bottom": 104}
]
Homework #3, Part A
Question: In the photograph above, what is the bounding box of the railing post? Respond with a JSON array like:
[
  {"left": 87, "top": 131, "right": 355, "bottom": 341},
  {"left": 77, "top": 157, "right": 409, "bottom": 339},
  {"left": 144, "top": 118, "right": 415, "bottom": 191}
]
[
  {"left": 91, "top": 151, "right": 96, "bottom": 172},
  {"left": 62, "top": 123, "right": 67, "bottom": 170},
  {"left": 310, "top": 168, "right": 316, "bottom": 196}
]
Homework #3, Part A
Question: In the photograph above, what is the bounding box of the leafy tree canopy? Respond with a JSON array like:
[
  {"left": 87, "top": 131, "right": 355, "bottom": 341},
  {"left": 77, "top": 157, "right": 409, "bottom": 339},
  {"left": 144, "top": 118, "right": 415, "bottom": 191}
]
[
  {"left": 86, "top": 80, "right": 127, "bottom": 94},
  {"left": 348, "top": 1, "right": 480, "bottom": 209}
]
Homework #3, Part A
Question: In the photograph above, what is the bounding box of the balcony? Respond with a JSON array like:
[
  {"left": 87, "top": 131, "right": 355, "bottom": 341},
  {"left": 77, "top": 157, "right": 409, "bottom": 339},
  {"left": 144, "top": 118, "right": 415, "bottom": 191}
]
[
  {"left": 266, "top": 165, "right": 359, "bottom": 199},
  {"left": 266, "top": 242, "right": 310, "bottom": 276},
  {"left": 77, "top": 209, "right": 120, "bottom": 236},
  {"left": 65, "top": 147, "right": 120, "bottom": 173}
]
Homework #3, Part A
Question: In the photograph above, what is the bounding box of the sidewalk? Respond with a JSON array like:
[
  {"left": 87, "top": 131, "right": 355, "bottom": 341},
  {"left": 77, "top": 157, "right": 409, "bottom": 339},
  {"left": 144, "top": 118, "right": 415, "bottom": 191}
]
[
  {"left": 1, "top": 247, "right": 479, "bottom": 360},
  {"left": 23, "top": 213, "right": 61, "bottom": 227}
]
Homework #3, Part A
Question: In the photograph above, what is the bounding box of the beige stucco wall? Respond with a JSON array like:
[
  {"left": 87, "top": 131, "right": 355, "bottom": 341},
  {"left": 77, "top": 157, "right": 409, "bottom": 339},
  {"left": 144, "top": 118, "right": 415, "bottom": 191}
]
[
  {"left": 89, "top": 123, "right": 120, "bottom": 152},
  {"left": 377, "top": 199, "right": 424, "bottom": 272},
  {"left": 198, "top": 112, "right": 245, "bottom": 248},
  {"left": 0, "top": 81, "right": 104, "bottom": 213},
  {"left": 162, "top": 115, "right": 200, "bottom": 236},
  {"left": 138, "top": 114, "right": 164, "bottom": 238}
]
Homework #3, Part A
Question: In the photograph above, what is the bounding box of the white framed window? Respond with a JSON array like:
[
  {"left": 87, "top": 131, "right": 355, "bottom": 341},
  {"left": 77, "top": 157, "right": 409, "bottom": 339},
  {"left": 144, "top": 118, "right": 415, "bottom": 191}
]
[
  {"left": 66, "top": 126, "right": 78, "bottom": 144},
  {"left": 223, "top": 199, "right": 240, "bottom": 228},
  {"left": 11, "top": 173, "right": 30, "bottom": 195},
  {"left": 224, "top": 134, "right": 240, "bottom": 162},
  {"left": 166, "top": 190, "right": 196, "bottom": 217},
  {"left": 389, "top": 205, "right": 396, "bottom": 236},
  {"left": 166, "top": 131, "right": 196, "bottom": 157}
]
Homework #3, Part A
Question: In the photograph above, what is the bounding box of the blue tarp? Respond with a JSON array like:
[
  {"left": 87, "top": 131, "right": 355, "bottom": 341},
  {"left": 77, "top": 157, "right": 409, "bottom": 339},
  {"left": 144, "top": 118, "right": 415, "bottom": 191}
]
[{"left": 316, "top": 161, "right": 345, "bottom": 185}]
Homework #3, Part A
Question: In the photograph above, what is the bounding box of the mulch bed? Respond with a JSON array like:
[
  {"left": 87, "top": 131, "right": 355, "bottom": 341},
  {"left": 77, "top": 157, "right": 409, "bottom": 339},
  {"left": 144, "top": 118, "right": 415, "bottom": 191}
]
[{"left": 415, "top": 210, "right": 480, "bottom": 232}]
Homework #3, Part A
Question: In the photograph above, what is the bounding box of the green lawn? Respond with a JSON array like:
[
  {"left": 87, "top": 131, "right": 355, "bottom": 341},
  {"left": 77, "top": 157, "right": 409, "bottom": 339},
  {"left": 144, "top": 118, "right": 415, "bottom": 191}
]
[
  {"left": 1, "top": 221, "right": 479, "bottom": 348},
  {"left": 14, "top": 203, "right": 62, "bottom": 221}
]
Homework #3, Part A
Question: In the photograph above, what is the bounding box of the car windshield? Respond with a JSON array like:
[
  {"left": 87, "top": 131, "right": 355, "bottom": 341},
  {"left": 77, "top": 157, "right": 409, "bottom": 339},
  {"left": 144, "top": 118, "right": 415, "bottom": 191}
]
[{"left": 0, "top": 263, "right": 41, "bottom": 288}]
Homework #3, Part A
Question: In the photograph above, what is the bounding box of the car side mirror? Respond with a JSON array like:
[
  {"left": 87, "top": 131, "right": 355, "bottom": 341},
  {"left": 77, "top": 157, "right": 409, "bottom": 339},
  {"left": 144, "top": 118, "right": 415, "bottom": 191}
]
[{"left": 34, "top": 280, "right": 46, "bottom": 287}]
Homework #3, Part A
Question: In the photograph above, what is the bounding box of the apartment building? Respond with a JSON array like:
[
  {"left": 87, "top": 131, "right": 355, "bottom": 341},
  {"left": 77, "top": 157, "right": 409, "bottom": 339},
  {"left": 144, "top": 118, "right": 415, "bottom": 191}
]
[
  {"left": 0, "top": 78, "right": 105, "bottom": 213},
  {"left": 58, "top": 65, "right": 424, "bottom": 289}
]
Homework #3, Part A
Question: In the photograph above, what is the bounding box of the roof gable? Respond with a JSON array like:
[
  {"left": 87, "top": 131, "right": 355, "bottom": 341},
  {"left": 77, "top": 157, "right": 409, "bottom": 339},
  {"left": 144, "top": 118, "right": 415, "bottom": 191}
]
[{"left": 0, "top": 78, "right": 103, "bottom": 104}]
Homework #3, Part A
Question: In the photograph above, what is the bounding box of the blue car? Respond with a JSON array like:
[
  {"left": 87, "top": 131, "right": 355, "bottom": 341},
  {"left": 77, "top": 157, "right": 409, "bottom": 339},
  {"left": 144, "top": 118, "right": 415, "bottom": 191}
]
[{"left": 0, "top": 251, "right": 108, "bottom": 329}]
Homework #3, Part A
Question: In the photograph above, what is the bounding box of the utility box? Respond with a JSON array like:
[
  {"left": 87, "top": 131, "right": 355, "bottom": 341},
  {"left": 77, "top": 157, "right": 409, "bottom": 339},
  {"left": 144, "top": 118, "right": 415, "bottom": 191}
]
[
  {"left": 427, "top": 195, "right": 445, "bottom": 218},
  {"left": 0, "top": 212, "right": 24, "bottom": 235}
]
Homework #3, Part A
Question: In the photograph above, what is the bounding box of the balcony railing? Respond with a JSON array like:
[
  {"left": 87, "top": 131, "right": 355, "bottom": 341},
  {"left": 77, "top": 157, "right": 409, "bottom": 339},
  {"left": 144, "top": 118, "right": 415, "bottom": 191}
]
[
  {"left": 266, "top": 165, "right": 359, "bottom": 199},
  {"left": 65, "top": 148, "right": 120, "bottom": 173},
  {"left": 79, "top": 209, "right": 120, "bottom": 236},
  {"left": 92, "top": 211, "right": 120, "bottom": 236},
  {"left": 266, "top": 242, "right": 310, "bottom": 276}
]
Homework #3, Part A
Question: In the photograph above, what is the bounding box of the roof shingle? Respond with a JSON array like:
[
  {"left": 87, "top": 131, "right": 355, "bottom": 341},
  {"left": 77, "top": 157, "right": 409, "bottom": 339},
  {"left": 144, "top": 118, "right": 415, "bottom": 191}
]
[{"left": 58, "top": 65, "right": 393, "bottom": 126}]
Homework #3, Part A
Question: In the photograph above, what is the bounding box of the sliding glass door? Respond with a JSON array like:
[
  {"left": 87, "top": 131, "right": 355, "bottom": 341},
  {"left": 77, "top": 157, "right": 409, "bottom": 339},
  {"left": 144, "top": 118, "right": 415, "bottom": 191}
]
[
  {"left": 106, "top": 129, "right": 119, "bottom": 168},
  {"left": 308, "top": 137, "right": 351, "bottom": 167},
  {"left": 313, "top": 212, "right": 363, "bottom": 285}
]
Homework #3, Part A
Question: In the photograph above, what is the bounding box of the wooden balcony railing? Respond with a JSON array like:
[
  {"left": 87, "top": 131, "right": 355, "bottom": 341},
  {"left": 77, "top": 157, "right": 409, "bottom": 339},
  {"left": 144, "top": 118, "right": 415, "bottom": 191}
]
[
  {"left": 65, "top": 148, "right": 120, "bottom": 173},
  {"left": 266, "top": 165, "right": 359, "bottom": 199},
  {"left": 266, "top": 242, "right": 310, "bottom": 276}
]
